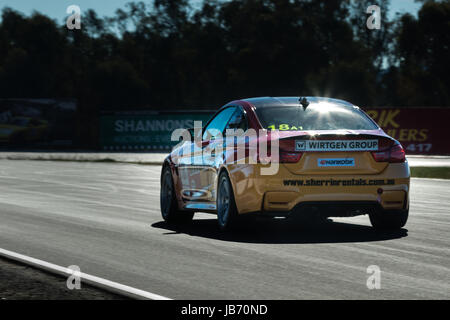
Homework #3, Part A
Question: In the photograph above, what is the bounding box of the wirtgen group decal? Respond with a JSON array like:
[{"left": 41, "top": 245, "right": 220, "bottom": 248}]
[{"left": 295, "top": 140, "right": 378, "bottom": 151}]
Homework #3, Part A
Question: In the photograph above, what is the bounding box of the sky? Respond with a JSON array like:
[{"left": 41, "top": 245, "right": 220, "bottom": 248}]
[{"left": 0, "top": 0, "right": 423, "bottom": 24}]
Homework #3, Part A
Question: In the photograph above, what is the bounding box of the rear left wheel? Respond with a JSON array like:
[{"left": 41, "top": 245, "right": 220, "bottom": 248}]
[
  {"left": 160, "top": 165, "right": 194, "bottom": 224},
  {"left": 216, "top": 172, "right": 239, "bottom": 231}
]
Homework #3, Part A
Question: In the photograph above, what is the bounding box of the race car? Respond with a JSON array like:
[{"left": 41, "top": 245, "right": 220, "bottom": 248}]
[{"left": 160, "top": 97, "right": 410, "bottom": 231}]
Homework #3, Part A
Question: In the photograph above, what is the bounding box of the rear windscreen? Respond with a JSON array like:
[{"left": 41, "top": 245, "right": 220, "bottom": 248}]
[{"left": 255, "top": 104, "right": 378, "bottom": 131}]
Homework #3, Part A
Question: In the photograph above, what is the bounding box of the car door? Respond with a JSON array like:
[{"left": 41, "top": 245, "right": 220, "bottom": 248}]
[
  {"left": 223, "top": 106, "right": 249, "bottom": 166},
  {"left": 178, "top": 106, "right": 236, "bottom": 207},
  {"left": 199, "top": 106, "right": 237, "bottom": 204}
]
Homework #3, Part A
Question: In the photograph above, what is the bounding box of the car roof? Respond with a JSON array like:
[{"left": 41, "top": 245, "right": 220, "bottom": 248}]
[{"left": 240, "top": 96, "right": 356, "bottom": 109}]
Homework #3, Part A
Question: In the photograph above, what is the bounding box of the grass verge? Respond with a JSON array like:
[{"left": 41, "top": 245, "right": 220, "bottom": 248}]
[{"left": 410, "top": 167, "right": 450, "bottom": 179}]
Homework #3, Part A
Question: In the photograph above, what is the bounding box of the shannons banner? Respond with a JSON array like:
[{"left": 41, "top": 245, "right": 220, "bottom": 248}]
[
  {"left": 99, "top": 107, "right": 450, "bottom": 155},
  {"left": 99, "top": 111, "right": 214, "bottom": 151}
]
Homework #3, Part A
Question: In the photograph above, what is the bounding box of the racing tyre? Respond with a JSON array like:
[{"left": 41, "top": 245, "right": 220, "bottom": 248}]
[
  {"left": 369, "top": 208, "right": 408, "bottom": 230},
  {"left": 160, "top": 165, "right": 194, "bottom": 224},
  {"left": 217, "top": 171, "right": 239, "bottom": 231}
]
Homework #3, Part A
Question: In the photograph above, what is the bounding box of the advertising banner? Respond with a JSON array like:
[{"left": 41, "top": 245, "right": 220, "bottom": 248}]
[
  {"left": 365, "top": 107, "right": 450, "bottom": 155},
  {"left": 99, "top": 107, "right": 450, "bottom": 155},
  {"left": 100, "top": 111, "right": 214, "bottom": 151},
  {"left": 0, "top": 99, "right": 77, "bottom": 147}
]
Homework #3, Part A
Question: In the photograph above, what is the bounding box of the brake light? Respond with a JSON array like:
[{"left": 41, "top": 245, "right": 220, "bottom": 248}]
[
  {"left": 280, "top": 151, "right": 303, "bottom": 163},
  {"left": 389, "top": 144, "right": 406, "bottom": 163},
  {"left": 372, "top": 143, "right": 405, "bottom": 163},
  {"left": 277, "top": 139, "right": 303, "bottom": 163},
  {"left": 372, "top": 149, "right": 390, "bottom": 162}
]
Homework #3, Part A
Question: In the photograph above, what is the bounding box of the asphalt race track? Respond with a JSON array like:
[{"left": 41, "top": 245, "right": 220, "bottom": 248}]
[{"left": 0, "top": 160, "right": 449, "bottom": 299}]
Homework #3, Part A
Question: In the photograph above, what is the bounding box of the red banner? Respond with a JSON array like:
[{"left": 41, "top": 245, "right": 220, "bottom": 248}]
[{"left": 365, "top": 107, "right": 450, "bottom": 155}]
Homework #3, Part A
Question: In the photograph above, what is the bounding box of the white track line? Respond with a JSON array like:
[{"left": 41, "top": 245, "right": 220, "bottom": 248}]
[
  {"left": 0, "top": 248, "right": 172, "bottom": 300},
  {"left": 411, "top": 177, "right": 450, "bottom": 182}
]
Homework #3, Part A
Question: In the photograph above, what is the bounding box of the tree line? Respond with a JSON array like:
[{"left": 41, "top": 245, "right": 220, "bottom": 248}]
[{"left": 0, "top": 0, "right": 448, "bottom": 113}]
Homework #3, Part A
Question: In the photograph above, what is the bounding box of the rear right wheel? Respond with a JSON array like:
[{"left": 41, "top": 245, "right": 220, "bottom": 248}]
[{"left": 369, "top": 208, "right": 408, "bottom": 230}]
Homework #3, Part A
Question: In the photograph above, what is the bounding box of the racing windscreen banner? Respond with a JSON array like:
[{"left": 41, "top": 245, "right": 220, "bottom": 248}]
[{"left": 364, "top": 107, "right": 450, "bottom": 155}]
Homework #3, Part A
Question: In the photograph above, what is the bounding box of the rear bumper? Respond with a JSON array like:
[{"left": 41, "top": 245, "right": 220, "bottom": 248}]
[
  {"left": 259, "top": 201, "right": 402, "bottom": 218},
  {"left": 228, "top": 162, "right": 410, "bottom": 215},
  {"left": 263, "top": 188, "right": 407, "bottom": 212}
]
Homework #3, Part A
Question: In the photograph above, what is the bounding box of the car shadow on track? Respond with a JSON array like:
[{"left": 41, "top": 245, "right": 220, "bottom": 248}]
[{"left": 151, "top": 217, "right": 408, "bottom": 244}]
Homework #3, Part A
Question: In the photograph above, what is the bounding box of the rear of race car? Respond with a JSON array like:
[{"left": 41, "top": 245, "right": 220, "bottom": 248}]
[{"left": 229, "top": 98, "right": 410, "bottom": 229}]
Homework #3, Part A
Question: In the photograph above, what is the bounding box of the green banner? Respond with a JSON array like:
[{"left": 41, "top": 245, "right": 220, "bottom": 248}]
[{"left": 100, "top": 112, "right": 214, "bottom": 151}]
